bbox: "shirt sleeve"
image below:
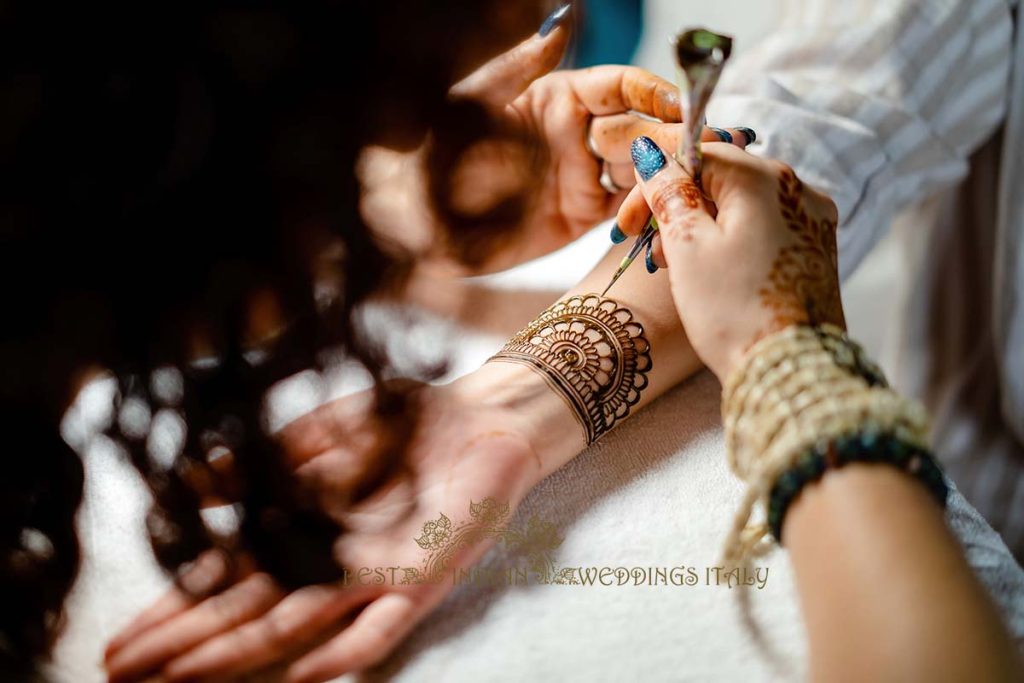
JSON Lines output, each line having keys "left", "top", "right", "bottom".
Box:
{"left": 705, "top": 0, "right": 1015, "bottom": 280}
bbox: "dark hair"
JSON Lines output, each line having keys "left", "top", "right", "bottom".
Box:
{"left": 0, "top": 1, "right": 547, "bottom": 674}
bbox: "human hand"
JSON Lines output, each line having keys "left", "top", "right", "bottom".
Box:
{"left": 491, "top": 71, "right": 750, "bottom": 272}
{"left": 621, "top": 136, "right": 844, "bottom": 380}
{"left": 103, "top": 363, "right": 579, "bottom": 683}
{"left": 361, "top": 5, "right": 750, "bottom": 274}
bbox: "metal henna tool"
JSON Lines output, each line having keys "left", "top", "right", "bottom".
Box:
{"left": 601, "top": 28, "right": 733, "bottom": 297}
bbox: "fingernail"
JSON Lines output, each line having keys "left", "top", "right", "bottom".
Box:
{"left": 610, "top": 223, "right": 627, "bottom": 244}
{"left": 539, "top": 3, "right": 572, "bottom": 37}
{"left": 631, "top": 136, "right": 666, "bottom": 181}
{"left": 736, "top": 127, "right": 757, "bottom": 145}
{"left": 645, "top": 241, "right": 658, "bottom": 274}
{"left": 711, "top": 127, "right": 733, "bottom": 144}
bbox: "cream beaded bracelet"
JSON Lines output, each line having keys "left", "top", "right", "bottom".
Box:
{"left": 719, "top": 324, "right": 945, "bottom": 565}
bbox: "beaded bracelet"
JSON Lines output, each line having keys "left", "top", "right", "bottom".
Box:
{"left": 719, "top": 324, "right": 936, "bottom": 565}
{"left": 767, "top": 428, "right": 950, "bottom": 543}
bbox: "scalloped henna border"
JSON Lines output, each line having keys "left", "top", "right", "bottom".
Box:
{"left": 488, "top": 294, "right": 652, "bottom": 444}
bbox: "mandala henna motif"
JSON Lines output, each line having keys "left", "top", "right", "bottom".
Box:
{"left": 488, "top": 294, "right": 652, "bottom": 444}
{"left": 758, "top": 168, "right": 844, "bottom": 332}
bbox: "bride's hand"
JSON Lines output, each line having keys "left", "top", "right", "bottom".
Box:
{"left": 104, "top": 364, "right": 576, "bottom": 683}
{"left": 361, "top": 8, "right": 750, "bottom": 274}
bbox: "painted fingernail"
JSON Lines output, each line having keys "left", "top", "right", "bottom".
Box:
{"left": 610, "top": 223, "right": 627, "bottom": 244}
{"left": 711, "top": 127, "right": 733, "bottom": 144}
{"left": 631, "top": 136, "right": 666, "bottom": 181}
{"left": 736, "top": 127, "right": 757, "bottom": 145}
{"left": 645, "top": 241, "right": 658, "bottom": 274}
{"left": 539, "top": 3, "right": 572, "bottom": 37}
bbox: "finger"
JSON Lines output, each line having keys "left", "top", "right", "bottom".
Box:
{"left": 565, "top": 66, "right": 684, "bottom": 122}
{"left": 285, "top": 593, "right": 422, "bottom": 683}
{"left": 605, "top": 161, "right": 637, "bottom": 192}
{"left": 277, "top": 391, "right": 375, "bottom": 468}
{"left": 649, "top": 233, "right": 667, "bottom": 270}
{"left": 449, "top": 5, "right": 571, "bottom": 107}
{"left": 106, "top": 573, "right": 284, "bottom": 683}
{"left": 630, "top": 135, "right": 718, "bottom": 257}
{"left": 292, "top": 449, "right": 377, "bottom": 519}
{"left": 707, "top": 127, "right": 758, "bottom": 148}
{"left": 161, "top": 584, "right": 367, "bottom": 682}
{"left": 612, "top": 185, "right": 652, "bottom": 241}
{"left": 589, "top": 115, "right": 750, "bottom": 164}
{"left": 105, "top": 550, "right": 231, "bottom": 662}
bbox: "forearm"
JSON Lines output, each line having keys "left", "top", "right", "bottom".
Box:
{"left": 454, "top": 242, "right": 700, "bottom": 479}
{"left": 785, "top": 464, "right": 1023, "bottom": 681}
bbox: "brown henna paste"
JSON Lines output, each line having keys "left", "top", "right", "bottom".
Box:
{"left": 489, "top": 294, "right": 652, "bottom": 444}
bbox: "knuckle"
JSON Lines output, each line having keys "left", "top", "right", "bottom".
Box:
{"left": 756, "top": 160, "right": 786, "bottom": 185}
{"left": 659, "top": 212, "right": 700, "bottom": 242}
{"left": 820, "top": 195, "right": 839, "bottom": 223}
{"left": 252, "top": 611, "right": 292, "bottom": 652}
{"left": 648, "top": 181, "right": 700, "bottom": 220}
{"left": 765, "top": 158, "right": 792, "bottom": 175}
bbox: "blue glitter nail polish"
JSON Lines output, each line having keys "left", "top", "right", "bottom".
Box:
{"left": 539, "top": 3, "right": 571, "bottom": 37}
{"left": 631, "top": 136, "right": 666, "bottom": 182}
{"left": 712, "top": 128, "right": 733, "bottom": 144}
{"left": 610, "top": 223, "right": 627, "bottom": 244}
{"left": 645, "top": 242, "right": 658, "bottom": 273}
{"left": 736, "top": 127, "right": 757, "bottom": 145}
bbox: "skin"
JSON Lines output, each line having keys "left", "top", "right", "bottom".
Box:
{"left": 618, "top": 141, "right": 844, "bottom": 379}
{"left": 103, "top": 245, "right": 707, "bottom": 683}
{"left": 104, "top": 106, "right": 1024, "bottom": 683}
{"left": 360, "top": 22, "right": 749, "bottom": 276}
{"left": 628, "top": 139, "right": 1024, "bottom": 681}
{"left": 786, "top": 464, "right": 1023, "bottom": 682}
{"left": 102, "top": 26, "right": 1023, "bottom": 681}
{"left": 103, "top": 26, "right": 759, "bottom": 682}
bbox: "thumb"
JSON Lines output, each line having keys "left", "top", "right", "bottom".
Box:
{"left": 449, "top": 3, "right": 572, "bottom": 107}
{"left": 630, "top": 136, "right": 717, "bottom": 263}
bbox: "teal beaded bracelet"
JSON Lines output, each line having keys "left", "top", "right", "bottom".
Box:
{"left": 768, "top": 430, "right": 949, "bottom": 543}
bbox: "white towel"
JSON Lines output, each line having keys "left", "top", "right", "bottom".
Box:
{"left": 50, "top": 225, "right": 1024, "bottom": 682}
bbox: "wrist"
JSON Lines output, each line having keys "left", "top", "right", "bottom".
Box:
{"left": 450, "top": 360, "right": 588, "bottom": 483}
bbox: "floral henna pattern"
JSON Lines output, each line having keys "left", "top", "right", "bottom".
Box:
{"left": 758, "top": 168, "right": 845, "bottom": 335}
{"left": 489, "top": 294, "right": 652, "bottom": 444}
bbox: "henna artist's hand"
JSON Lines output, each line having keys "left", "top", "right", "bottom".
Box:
{"left": 103, "top": 365, "right": 581, "bottom": 683}
{"left": 361, "top": 4, "right": 749, "bottom": 274}
{"left": 621, "top": 137, "right": 844, "bottom": 380}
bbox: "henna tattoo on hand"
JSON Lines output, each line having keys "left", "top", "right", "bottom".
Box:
{"left": 758, "top": 168, "right": 845, "bottom": 335}
{"left": 488, "top": 294, "right": 652, "bottom": 444}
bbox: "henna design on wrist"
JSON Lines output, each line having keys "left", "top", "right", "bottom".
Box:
{"left": 488, "top": 294, "right": 652, "bottom": 444}
{"left": 758, "top": 168, "right": 845, "bottom": 333}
